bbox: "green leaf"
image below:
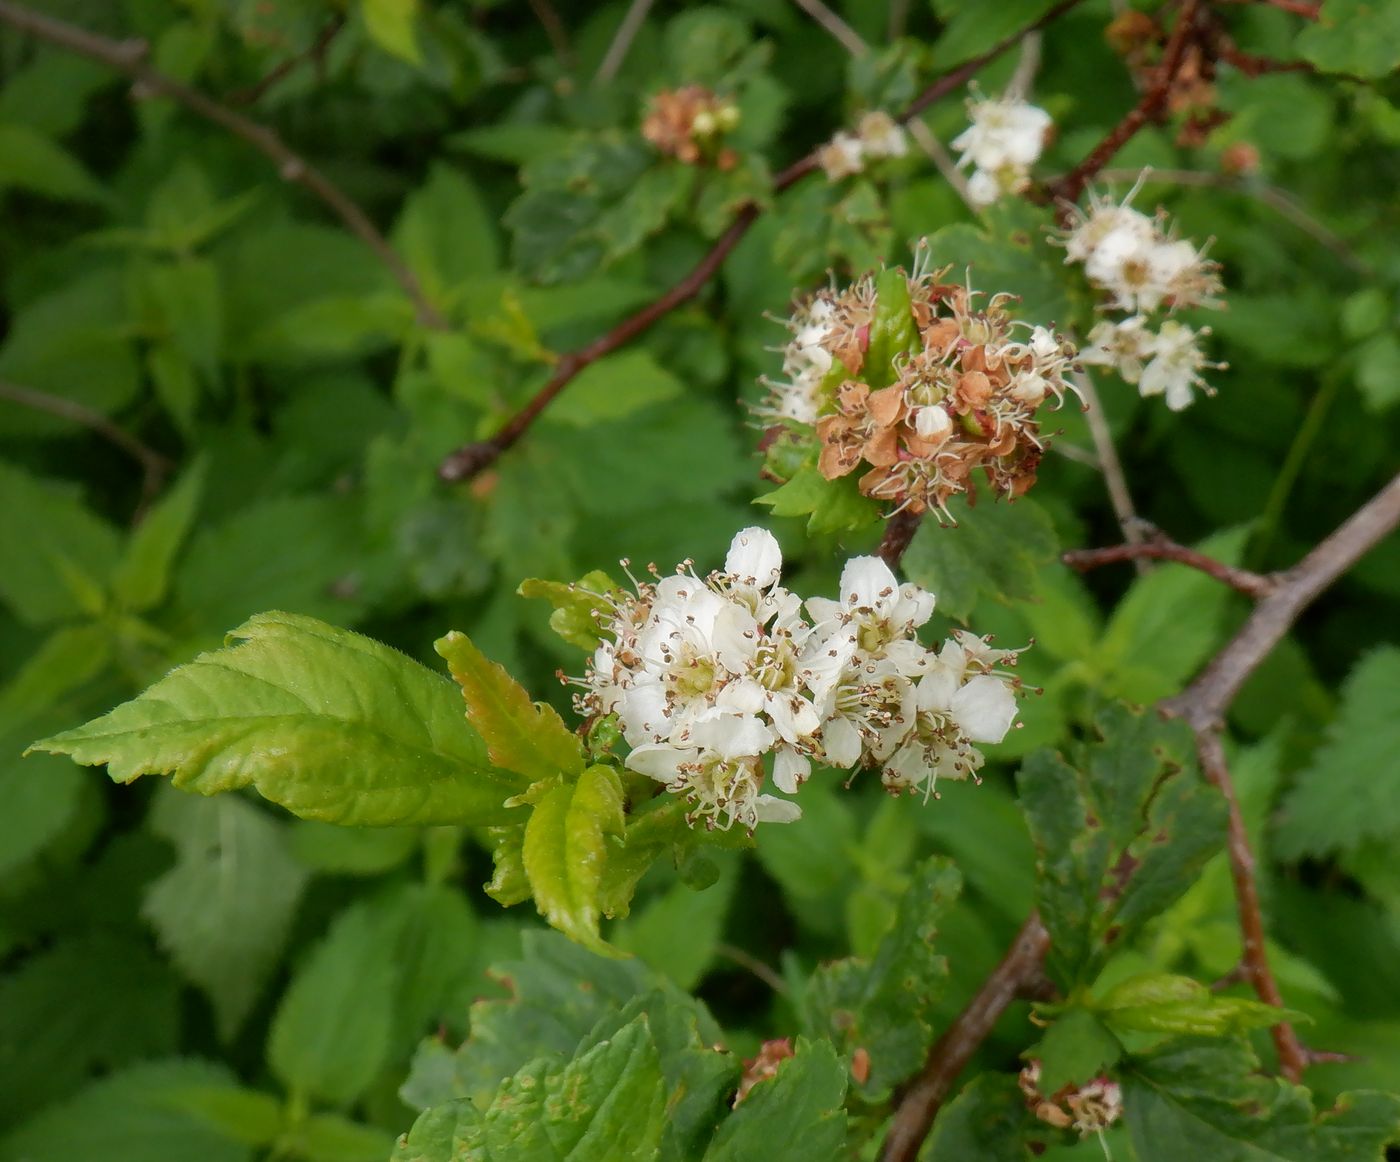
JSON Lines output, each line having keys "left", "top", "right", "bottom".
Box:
{"left": 112, "top": 458, "right": 206, "bottom": 613}
{"left": 0, "top": 122, "right": 105, "bottom": 202}
{"left": 1096, "top": 527, "right": 1250, "bottom": 702}
{"left": 614, "top": 861, "right": 737, "bottom": 990}
{"left": 864, "top": 267, "right": 921, "bottom": 389}
{"left": 1354, "top": 332, "right": 1400, "bottom": 412}
{"left": 434, "top": 629, "right": 585, "bottom": 783}
{"left": 1275, "top": 646, "right": 1400, "bottom": 858}
{"left": 0, "top": 621, "right": 112, "bottom": 736}
{"left": 924, "top": 1073, "right": 1033, "bottom": 1159}
{"left": 460, "top": 1016, "right": 667, "bottom": 1162}
{"left": 519, "top": 570, "right": 620, "bottom": 652}
{"left": 754, "top": 464, "right": 882, "bottom": 534}
{"left": 158, "top": 1084, "right": 284, "bottom": 1146}
{"left": 0, "top": 1060, "right": 251, "bottom": 1162}
{"left": 142, "top": 788, "right": 309, "bottom": 1040}
{"left": 1298, "top": 0, "right": 1400, "bottom": 79}
{"left": 703, "top": 1039, "right": 848, "bottom": 1162}
{"left": 0, "top": 459, "right": 120, "bottom": 624}
{"left": 1097, "top": 973, "right": 1308, "bottom": 1037}
{"left": 545, "top": 349, "right": 684, "bottom": 426}
{"left": 1032, "top": 1008, "right": 1123, "bottom": 1095}
{"left": 1018, "top": 704, "right": 1224, "bottom": 986}
{"left": 393, "top": 164, "right": 499, "bottom": 305}
{"left": 289, "top": 819, "right": 419, "bottom": 875}
{"left": 0, "top": 934, "right": 180, "bottom": 1126}
{"left": 268, "top": 897, "right": 399, "bottom": 1106}
{"left": 521, "top": 764, "right": 626, "bottom": 951}
{"left": 803, "top": 856, "right": 961, "bottom": 1097}
{"left": 1123, "top": 1037, "right": 1400, "bottom": 1161}
{"left": 361, "top": 0, "right": 422, "bottom": 64}
{"left": 931, "top": 0, "right": 1063, "bottom": 66}
{"left": 296, "top": 1114, "right": 396, "bottom": 1162}
{"left": 901, "top": 494, "right": 1059, "bottom": 622}
{"left": 33, "top": 612, "right": 528, "bottom": 827}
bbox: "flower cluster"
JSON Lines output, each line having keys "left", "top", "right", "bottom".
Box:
{"left": 641, "top": 86, "right": 740, "bottom": 169}
{"left": 762, "top": 256, "right": 1079, "bottom": 518}
{"left": 951, "top": 92, "right": 1053, "bottom": 207}
{"left": 1063, "top": 182, "right": 1225, "bottom": 410}
{"left": 817, "top": 111, "right": 909, "bottom": 181}
{"left": 578, "top": 528, "right": 1024, "bottom": 831}
{"left": 1018, "top": 1061, "right": 1124, "bottom": 1139}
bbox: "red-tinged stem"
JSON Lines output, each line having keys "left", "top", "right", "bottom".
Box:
{"left": 1062, "top": 540, "right": 1276, "bottom": 598}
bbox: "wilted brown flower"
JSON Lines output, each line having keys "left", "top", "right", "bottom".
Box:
{"left": 642, "top": 85, "right": 740, "bottom": 169}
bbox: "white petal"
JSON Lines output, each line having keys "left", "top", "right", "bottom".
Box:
{"left": 725, "top": 527, "right": 782, "bottom": 589}
{"left": 822, "top": 715, "right": 864, "bottom": 767}
{"left": 951, "top": 674, "right": 1018, "bottom": 743}
{"left": 716, "top": 676, "right": 765, "bottom": 715}
{"left": 772, "top": 746, "right": 810, "bottom": 794}
{"left": 840, "top": 556, "right": 898, "bottom": 611}
{"left": 689, "top": 710, "right": 774, "bottom": 759}
{"left": 754, "top": 795, "right": 802, "bottom": 824}
{"left": 625, "top": 743, "right": 689, "bottom": 782}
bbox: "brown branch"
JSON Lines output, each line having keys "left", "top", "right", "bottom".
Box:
{"left": 526, "top": 0, "right": 575, "bottom": 72}
{"left": 882, "top": 470, "right": 1400, "bottom": 1157}
{"left": 1193, "top": 732, "right": 1307, "bottom": 1081}
{"left": 878, "top": 508, "right": 925, "bottom": 570}
{"left": 439, "top": 0, "right": 1089, "bottom": 482}
{"left": 226, "top": 13, "right": 345, "bottom": 104}
{"left": 0, "top": 379, "right": 172, "bottom": 508}
{"left": 1062, "top": 540, "right": 1277, "bottom": 599}
{"left": 1050, "top": 0, "right": 1202, "bottom": 208}
{"left": 0, "top": 1, "right": 446, "bottom": 331}
{"left": 880, "top": 914, "right": 1051, "bottom": 1162}
{"left": 1258, "top": 0, "right": 1321, "bottom": 16}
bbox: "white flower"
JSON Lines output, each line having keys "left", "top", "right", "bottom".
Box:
{"left": 857, "top": 110, "right": 908, "bottom": 159}
{"left": 1082, "top": 315, "right": 1156, "bottom": 384}
{"left": 818, "top": 131, "right": 864, "bottom": 180}
{"left": 1139, "top": 320, "right": 1216, "bottom": 410}
{"left": 626, "top": 742, "right": 801, "bottom": 830}
{"left": 806, "top": 556, "right": 934, "bottom": 675}
{"left": 952, "top": 95, "right": 1051, "bottom": 173}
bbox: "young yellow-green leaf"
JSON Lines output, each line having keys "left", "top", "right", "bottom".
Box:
{"left": 522, "top": 764, "right": 626, "bottom": 953}
{"left": 1030, "top": 1007, "right": 1123, "bottom": 1095}
{"left": 112, "top": 457, "right": 206, "bottom": 614}
{"left": 32, "top": 612, "right": 528, "bottom": 827}
{"left": 1097, "top": 973, "right": 1309, "bottom": 1037}
{"left": 518, "top": 570, "right": 620, "bottom": 652}
{"left": 361, "top": 0, "right": 422, "bottom": 65}
{"left": 864, "top": 266, "right": 920, "bottom": 389}
{"left": 434, "top": 629, "right": 585, "bottom": 782}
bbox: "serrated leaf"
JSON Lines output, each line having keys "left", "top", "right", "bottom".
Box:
{"left": 113, "top": 458, "right": 206, "bottom": 613}
{"left": 0, "top": 459, "right": 120, "bottom": 624}
{"left": 1275, "top": 646, "right": 1400, "bottom": 858}
{"left": 461, "top": 1016, "right": 667, "bottom": 1161}
{"left": 519, "top": 570, "right": 620, "bottom": 652}
{"left": 545, "top": 349, "right": 684, "bottom": 426}
{"left": 703, "top": 1039, "right": 848, "bottom": 1161}
{"left": 1123, "top": 1037, "right": 1400, "bottom": 1161}
{"left": 803, "top": 856, "right": 962, "bottom": 1097}
{"left": 1032, "top": 1008, "right": 1123, "bottom": 1095}
{"left": 268, "top": 898, "right": 398, "bottom": 1106}
{"left": 1098, "top": 973, "right": 1309, "bottom": 1037}
{"left": 1018, "top": 703, "right": 1224, "bottom": 986}
{"left": 142, "top": 788, "right": 308, "bottom": 1040}
{"left": 33, "top": 612, "right": 528, "bottom": 827}
{"left": 0, "top": 1060, "right": 250, "bottom": 1162}
{"left": 753, "top": 464, "right": 882, "bottom": 534}
{"left": 522, "top": 764, "right": 626, "bottom": 951}
{"left": 902, "top": 494, "right": 1058, "bottom": 622}
{"left": 1298, "top": 0, "right": 1400, "bottom": 79}
{"left": 435, "top": 629, "right": 584, "bottom": 783}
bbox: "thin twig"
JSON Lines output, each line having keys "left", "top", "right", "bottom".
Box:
{"left": 1193, "top": 732, "right": 1307, "bottom": 1081}
{"left": 594, "top": 0, "right": 655, "bottom": 85}
{"left": 441, "top": 0, "right": 1089, "bottom": 482}
{"left": 226, "top": 13, "right": 345, "bottom": 104}
{"left": 1096, "top": 167, "right": 1367, "bottom": 274}
{"left": 1062, "top": 539, "right": 1277, "bottom": 598}
{"left": 880, "top": 914, "right": 1051, "bottom": 1162}
{"left": 1007, "top": 31, "right": 1043, "bottom": 99}
{"left": 883, "top": 471, "right": 1400, "bottom": 1157}
{"left": 1258, "top": 0, "right": 1320, "bottom": 16}
{"left": 526, "top": 0, "right": 574, "bottom": 72}
{"left": 1050, "top": 0, "right": 1201, "bottom": 209}
{"left": 0, "top": 379, "right": 172, "bottom": 508}
{"left": 792, "top": 0, "right": 866, "bottom": 56}
{"left": 1070, "top": 368, "right": 1146, "bottom": 559}
{"left": 878, "top": 508, "right": 926, "bottom": 570}
{"left": 715, "top": 942, "right": 790, "bottom": 995}
{"left": 0, "top": 0, "right": 446, "bottom": 331}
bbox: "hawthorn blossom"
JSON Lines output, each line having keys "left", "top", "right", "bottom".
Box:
{"left": 952, "top": 92, "right": 1052, "bottom": 207}
{"left": 1084, "top": 316, "right": 1220, "bottom": 409}
{"left": 1018, "top": 1061, "right": 1124, "bottom": 1140}
{"left": 576, "top": 528, "right": 1026, "bottom": 831}
{"left": 817, "top": 111, "right": 909, "bottom": 180}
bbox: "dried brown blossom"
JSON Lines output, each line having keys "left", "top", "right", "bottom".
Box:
{"left": 641, "top": 85, "right": 740, "bottom": 170}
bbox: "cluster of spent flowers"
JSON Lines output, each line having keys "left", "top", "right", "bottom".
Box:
{"left": 1062, "top": 181, "right": 1225, "bottom": 410}
{"left": 1018, "top": 1061, "right": 1124, "bottom": 1140}
{"left": 951, "top": 91, "right": 1053, "bottom": 208}
{"left": 762, "top": 255, "right": 1079, "bottom": 518}
{"left": 641, "top": 85, "right": 741, "bottom": 170}
{"left": 577, "top": 528, "right": 1024, "bottom": 832}
{"left": 817, "top": 111, "right": 909, "bottom": 181}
